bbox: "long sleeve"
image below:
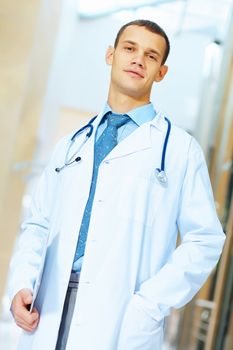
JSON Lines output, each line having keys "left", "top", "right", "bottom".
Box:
{"left": 135, "top": 138, "right": 225, "bottom": 320}
{"left": 117, "top": 137, "right": 225, "bottom": 349}
{"left": 7, "top": 139, "right": 63, "bottom": 303}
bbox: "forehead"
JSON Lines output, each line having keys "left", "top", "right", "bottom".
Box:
{"left": 118, "top": 25, "right": 166, "bottom": 55}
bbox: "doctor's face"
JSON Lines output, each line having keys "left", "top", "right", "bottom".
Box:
{"left": 106, "top": 25, "right": 168, "bottom": 102}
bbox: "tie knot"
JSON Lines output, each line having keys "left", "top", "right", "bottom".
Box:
{"left": 107, "top": 112, "right": 130, "bottom": 129}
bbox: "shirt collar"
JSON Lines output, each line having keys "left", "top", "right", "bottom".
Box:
{"left": 102, "top": 102, "right": 156, "bottom": 126}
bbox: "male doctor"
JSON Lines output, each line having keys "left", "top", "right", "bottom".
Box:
{"left": 9, "top": 20, "right": 225, "bottom": 350}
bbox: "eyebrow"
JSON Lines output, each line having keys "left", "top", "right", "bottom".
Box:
{"left": 121, "top": 40, "right": 162, "bottom": 58}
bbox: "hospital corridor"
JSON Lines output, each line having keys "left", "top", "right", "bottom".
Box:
{"left": 0, "top": 0, "right": 233, "bottom": 349}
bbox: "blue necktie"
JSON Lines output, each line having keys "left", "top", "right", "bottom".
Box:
{"left": 73, "top": 112, "right": 130, "bottom": 262}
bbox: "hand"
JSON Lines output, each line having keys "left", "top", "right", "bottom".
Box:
{"left": 11, "top": 289, "right": 40, "bottom": 332}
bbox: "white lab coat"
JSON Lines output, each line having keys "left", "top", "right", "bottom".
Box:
{"left": 9, "top": 111, "right": 225, "bottom": 350}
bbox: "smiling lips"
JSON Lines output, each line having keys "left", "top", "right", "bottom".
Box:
{"left": 124, "top": 69, "right": 144, "bottom": 79}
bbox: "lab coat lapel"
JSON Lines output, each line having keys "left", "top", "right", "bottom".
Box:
{"left": 104, "top": 113, "right": 165, "bottom": 160}
{"left": 59, "top": 111, "right": 105, "bottom": 224}
{"left": 57, "top": 110, "right": 109, "bottom": 260}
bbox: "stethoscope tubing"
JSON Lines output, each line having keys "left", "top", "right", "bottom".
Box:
{"left": 161, "top": 117, "right": 171, "bottom": 172}
{"left": 55, "top": 115, "right": 171, "bottom": 185}
{"left": 71, "top": 116, "right": 97, "bottom": 142}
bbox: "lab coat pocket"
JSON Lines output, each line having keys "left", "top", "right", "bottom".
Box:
{"left": 117, "top": 297, "right": 164, "bottom": 350}
{"left": 117, "top": 174, "right": 165, "bottom": 227}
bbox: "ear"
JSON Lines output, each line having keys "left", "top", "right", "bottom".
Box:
{"left": 154, "top": 65, "right": 168, "bottom": 82}
{"left": 105, "top": 46, "right": 114, "bottom": 65}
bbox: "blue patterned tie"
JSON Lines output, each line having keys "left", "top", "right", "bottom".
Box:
{"left": 73, "top": 112, "right": 130, "bottom": 262}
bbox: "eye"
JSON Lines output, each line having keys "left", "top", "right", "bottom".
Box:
{"left": 124, "top": 46, "right": 133, "bottom": 52}
{"left": 148, "top": 54, "right": 157, "bottom": 61}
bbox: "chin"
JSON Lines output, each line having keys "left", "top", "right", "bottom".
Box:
{"left": 119, "top": 82, "right": 143, "bottom": 94}
{"left": 120, "top": 84, "right": 149, "bottom": 99}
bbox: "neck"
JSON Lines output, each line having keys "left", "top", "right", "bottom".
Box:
{"left": 107, "top": 88, "right": 150, "bottom": 114}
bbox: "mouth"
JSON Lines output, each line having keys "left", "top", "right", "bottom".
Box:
{"left": 124, "top": 70, "right": 144, "bottom": 79}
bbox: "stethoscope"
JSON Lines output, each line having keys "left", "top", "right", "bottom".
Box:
{"left": 55, "top": 115, "right": 171, "bottom": 185}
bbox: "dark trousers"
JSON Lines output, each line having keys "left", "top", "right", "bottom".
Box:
{"left": 55, "top": 273, "right": 80, "bottom": 350}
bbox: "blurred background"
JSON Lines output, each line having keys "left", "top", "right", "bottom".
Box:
{"left": 0, "top": 0, "right": 233, "bottom": 349}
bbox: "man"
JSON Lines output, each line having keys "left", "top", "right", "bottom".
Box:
{"left": 9, "top": 20, "right": 225, "bottom": 350}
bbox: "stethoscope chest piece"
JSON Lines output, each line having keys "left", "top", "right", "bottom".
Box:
{"left": 155, "top": 168, "right": 168, "bottom": 186}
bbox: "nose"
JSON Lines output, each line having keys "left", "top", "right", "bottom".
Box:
{"left": 131, "top": 52, "right": 145, "bottom": 68}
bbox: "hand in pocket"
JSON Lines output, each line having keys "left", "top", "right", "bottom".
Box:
{"left": 117, "top": 297, "right": 164, "bottom": 350}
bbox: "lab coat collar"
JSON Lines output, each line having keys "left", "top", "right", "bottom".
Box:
{"left": 89, "top": 107, "right": 168, "bottom": 161}
{"left": 150, "top": 110, "right": 169, "bottom": 133}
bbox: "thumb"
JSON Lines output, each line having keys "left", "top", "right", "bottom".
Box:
{"left": 21, "top": 289, "right": 33, "bottom": 305}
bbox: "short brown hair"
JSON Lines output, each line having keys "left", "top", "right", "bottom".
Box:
{"left": 114, "top": 19, "right": 170, "bottom": 65}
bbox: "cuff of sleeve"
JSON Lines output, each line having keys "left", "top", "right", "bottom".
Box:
{"left": 8, "top": 279, "right": 34, "bottom": 306}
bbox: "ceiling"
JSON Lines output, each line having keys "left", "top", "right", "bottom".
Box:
{"left": 77, "top": 0, "right": 233, "bottom": 40}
